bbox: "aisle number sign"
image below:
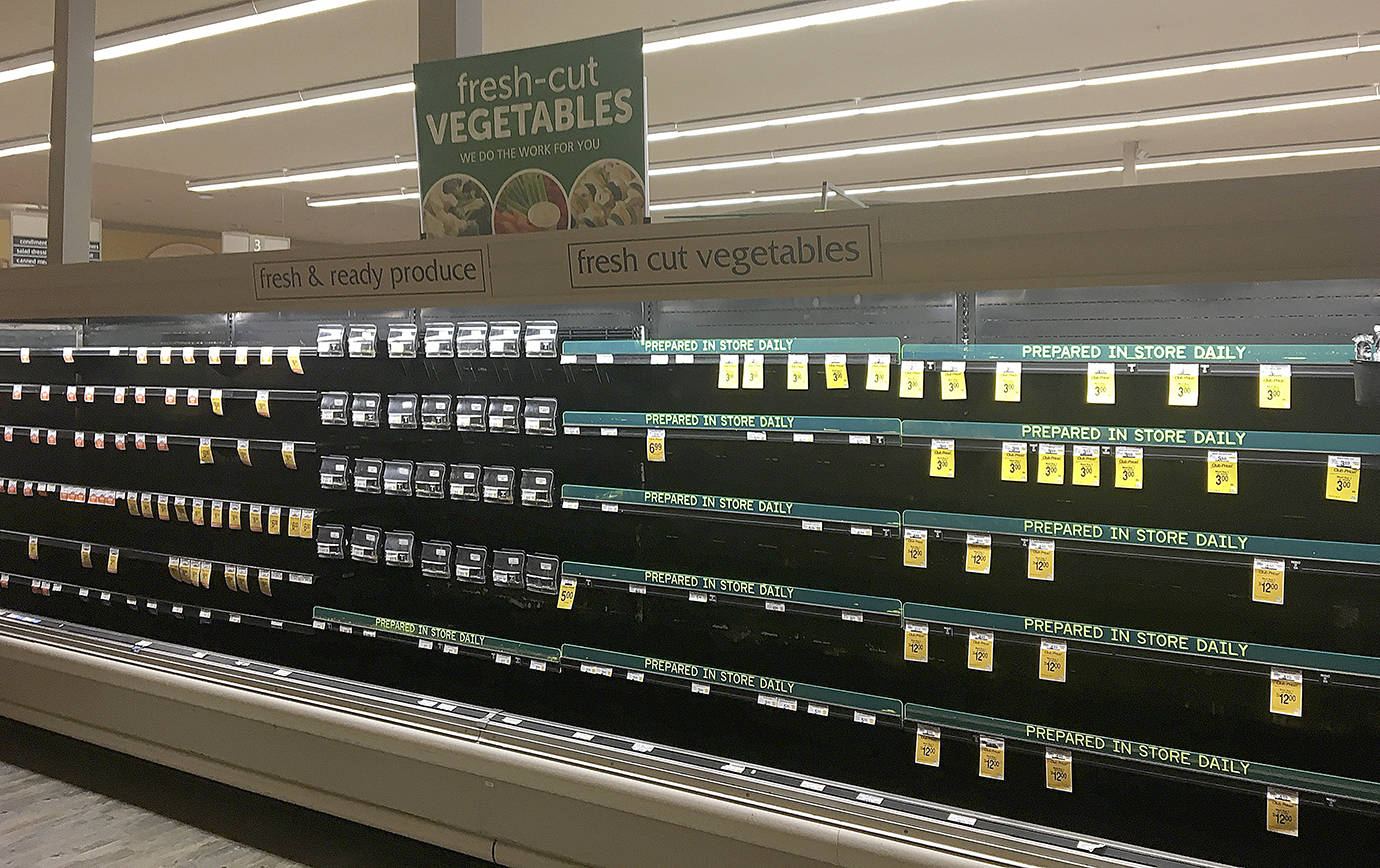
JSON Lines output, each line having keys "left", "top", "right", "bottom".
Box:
{"left": 1270, "top": 667, "right": 1302, "bottom": 717}
{"left": 968, "top": 629, "right": 994, "bottom": 671}
{"left": 1259, "top": 364, "right": 1291, "bottom": 409}
{"left": 1072, "top": 445, "right": 1099, "bottom": 487}
{"left": 903, "top": 621, "right": 929, "bottom": 662}
{"left": 978, "top": 736, "right": 1005, "bottom": 780}
{"left": 1045, "top": 749, "right": 1073, "bottom": 792}
{"left": 940, "top": 361, "right": 966, "bottom": 400}
{"left": 1001, "top": 442, "right": 1027, "bottom": 482}
{"left": 1027, "top": 539, "right": 1054, "bottom": 581}
{"left": 995, "top": 361, "right": 1021, "bottom": 402}
{"left": 825, "top": 353, "right": 848, "bottom": 389}
{"left": 914, "top": 726, "right": 941, "bottom": 767}
{"left": 930, "top": 439, "right": 955, "bottom": 478}
{"left": 1168, "top": 363, "right": 1200, "bottom": 406}
{"left": 1086, "top": 363, "right": 1115, "bottom": 404}
{"left": 965, "top": 534, "right": 991, "bottom": 574}
{"left": 787, "top": 354, "right": 808, "bottom": 390}
{"left": 866, "top": 353, "right": 890, "bottom": 391}
{"left": 1266, "top": 787, "right": 1299, "bottom": 837}
{"left": 1207, "top": 450, "right": 1238, "bottom": 494}
{"left": 718, "top": 354, "right": 739, "bottom": 389}
{"left": 1252, "top": 557, "right": 1285, "bottom": 605}
{"left": 1039, "top": 640, "right": 1067, "bottom": 682}
{"left": 903, "top": 528, "right": 928, "bottom": 568}
{"left": 899, "top": 360, "right": 924, "bottom": 398}
{"left": 1037, "top": 443, "right": 1065, "bottom": 485}
{"left": 1115, "top": 446, "right": 1143, "bottom": 489}
{"left": 646, "top": 429, "right": 666, "bottom": 462}
{"left": 742, "top": 354, "right": 764, "bottom": 389}
{"left": 1325, "top": 455, "right": 1359, "bottom": 503}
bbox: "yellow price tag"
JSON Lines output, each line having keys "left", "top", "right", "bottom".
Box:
{"left": 646, "top": 429, "right": 666, "bottom": 462}
{"left": 191, "top": 500, "right": 205, "bottom": 525}
{"left": 1039, "top": 640, "right": 1067, "bottom": 682}
{"left": 107, "top": 547, "right": 119, "bottom": 573}
{"left": 825, "top": 353, "right": 849, "bottom": 389}
{"left": 258, "top": 568, "right": 273, "bottom": 596}
{"left": 300, "top": 509, "right": 314, "bottom": 538}
{"left": 1207, "top": 450, "right": 1238, "bottom": 495}
{"left": 235, "top": 346, "right": 249, "bottom": 365}
{"left": 1115, "top": 446, "right": 1143, "bottom": 489}
{"left": 898, "top": 360, "right": 923, "bottom": 398}
{"left": 1258, "top": 364, "right": 1291, "bottom": 409}
{"left": 742, "top": 354, "right": 764, "bottom": 389}
{"left": 939, "top": 361, "right": 966, "bottom": 400}
{"left": 1027, "top": 539, "right": 1055, "bottom": 581}
{"left": 1266, "top": 787, "right": 1299, "bottom": 837}
{"left": 717, "top": 354, "right": 739, "bottom": 389}
{"left": 208, "top": 346, "right": 222, "bottom": 365}
{"left": 903, "top": 621, "right": 929, "bottom": 662}
{"left": 1045, "top": 749, "right": 1072, "bottom": 792}
{"left": 157, "top": 496, "right": 171, "bottom": 521}
{"left": 786, "top": 353, "right": 809, "bottom": 390}
{"left": 288, "top": 346, "right": 304, "bottom": 374}
{"left": 237, "top": 439, "right": 252, "bottom": 466}
{"left": 1168, "top": 363, "right": 1199, "bottom": 406}
{"left": 965, "top": 533, "right": 992, "bottom": 574}
{"left": 267, "top": 507, "right": 282, "bottom": 535}
{"left": 159, "top": 346, "right": 173, "bottom": 365}
{"left": 259, "top": 345, "right": 274, "bottom": 366}
{"left": 174, "top": 497, "right": 189, "bottom": 523}
{"left": 1037, "top": 443, "right": 1065, "bottom": 485}
{"left": 1072, "top": 444, "right": 1100, "bottom": 487}
{"left": 865, "top": 353, "right": 890, "bottom": 391}
{"left": 1252, "top": 557, "right": 1285, "bottom": 605}
{"left": 1000, "top": 442, "right": 1027, "bottom": 483}
{"left": 557, "top": 577, "right": 578, "bottom": 610}
{"left": 978, "top": 736, "right": 1004, "bottom": 780}
{"left": 140, "top": 494, "right": 154, "bottom": 519}
{"left": 198, "top": 437, "right": 213, "bottom": 464}
{"left": 249, "top": 505, "right": 263, "bottom": 532}
{"left": 967, "top": 629, "right": 994, "bottom": 671}
{"left": 80, "top": 543, "right": 91, "bottom": 568}
{"left": 902, "top": 528, "right": 928, "bottom": 568}
{"left": 210, "top": 501, "right": 223, "bottom": 528}
{"left": 914, "top": 726, "right": 941, "bottom": 767}
{"left": 228, "top": 502, "right": 242, "bottom": 530}
{"left": 930, "top": 438, "right": 955, "bottom": 478}
{"left": 210, "top": 388, "right": 224, "bottom": 416}
{"left": 1326, "top": 455, "right": 1360, "bottom": 503}
{"left": 255, "top": 390, "right": 271, "bottom": 417}
{"left": 27, "top": 535, "right": 38, "bottom": 560}
{"left": 287, "top": 508, "right": 302, "bottom": 538}
{"left": 1086, "top": 363, "right": 1115, "bottom": 404}
{"left": 1270, "top": 668, "right": 1302, "bottom": 717}
{"left": 281, "top": 441, "right": 297, "bottom": 470}
{"left": 994, "top": 361, "right": 1021, "bottom": 402}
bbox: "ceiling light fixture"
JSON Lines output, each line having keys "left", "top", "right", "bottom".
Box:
{"left": 649, "top": 86, "right": 1380, "bottom": 177}
{"left": 187, "top": 156, "right": 418, "bottom": 192}
{"left": 648, "top": 32, "right": 1380, "bottom": 143}
{"left": 306, "top": 189, "right": 419, "bottom": 208}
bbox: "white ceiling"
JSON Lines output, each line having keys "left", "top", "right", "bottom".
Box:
{"left": 1, "top": 0, "right": 1378, "bottom": 244}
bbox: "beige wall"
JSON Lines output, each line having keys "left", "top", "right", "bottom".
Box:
{"left": 1, "top": 218, "right": 219, "bottom": 267}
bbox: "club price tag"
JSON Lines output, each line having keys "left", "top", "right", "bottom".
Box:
{"left": 235, "top": 346, "right": 249, "bottom": 365}
{"left": 1270, "top": 668, "right": 1302, "bottom": 717}
{"left": 1037, "top": 443, "right": 1065, "bottom": 485}
{"left": 209, "top": 346, "right": 222, "bottom": 365}
{"left": 80, "top": 542, "right": 92, "bottom": 568}
{"left": 1086, "top": 363, "right": 1115, "bottom": 404}
{"left": 786, "top": 353, "right": 809, "bottom": 390}
{"left": 1115, "top": 446, "right": 1143, "bottom": 489}
{"left": 1168, "top": 363, "right": 1199, "bottom": 406}
{"left": 113, "top": 386, "right": 125, "bottom": 404}
{"left": 267, "top": 507, "right": 282, "bottom": 535}
{"left": 134, "top": 386, "right": 146, "bottom": 404}
{"left": 903, "top": 621, "right": 929, "bottom": 662}
{"left": 1039, "top": 640, "right": 1067, "bottom": 682}
{"left": 717, "top": 354, "right": 739, "bottom": 389}
{"left": 164, "top": 387, "right": 178, "bottom": 406}
{"left": 1266, "top": 787, "right": 1299, "bottom": 837}
{"left": 259, "top": 346, "right": 274, "bottom": 366}
{"left": 287, "top": 509, "right": 302, "bottom": 538}
{"left": 159, "top": 346, "right": 172, "bottom": 365}
{"left": 300, "top": 509, "right": 314, "bottom": 538}
{"left": 191, "top": 500, "right": 205, "bottom": 525}
{"left": 287, "top": 346, "right": 304, "bottom": 374}
{"left": 107, "top": 547, "right": 119, "bottom": 573}
{"left": 198, "top": 437, "right": 213, "bottom": 464}
{"left": 1027, "top": 539, "right": 1054, "bottom": 581}
{"left": 249, "top": 505, "right": 263, "bottom": 532}
{"left": 1072, "top": 444, "right": 1100, "bottom": 487}
{"left": 978, "top": 736, "right": 1004, "bottom": 780}
{"left": 157, "top": 496, "right": 170, "bottom": 521}
{"left": 825, "top": 353, "right": 848, "bottom": 389}
{"left": 210, "top": 389, "right": 223, "bottom": 415}
{"left": 19, "top": 347, "right": 30, "bottom": 363}
{"left": 237, "top": 439, "right": 252, "bottom": 466}
{"left": 1252, "top": 557, "right": 1285, "bottom": 605}
{"left": 136, "top": 347, "right": 148, "bottom": 364}
{"left": 742, "top": 354, "right": 764, "bottom": 389}
{"left": 1207, "top": 450, "right": 1238, "bottom": 494}
{"left": 557, "top": 577, "right": 578, "bottom": 610}
{"left": 929, "top": 439, "right": 955, "bottom": 478}
{"left": 898, "top": 360, "right": 923, "bottom": 398}
{"left": 994, "top": 361, "right": 1021, "bottom": 402}
{"left": 1000, "top": 442, "right": 1027, "bottom": 482}
{"left": 228, "top": 503, "right": 242, "bottom": 530}
{"left": 10, "top": 384, "right": 19, "bottom": 400}
{"left": 939, "top": 361, "right": 966, "bottom": 400}
{"left": 255, "top": 390, "right": 271, "bottom": 417}
{"left": 914, "top": 726, "right": 941, "bottom": 767}
{"left": 281, "top": 442, "right": 297, "bottom": 469}
{"left": 646, "top": 429, "right": 666, "bottom": 462}
{"left": 903, "top": 528, "right": 928, "bottom": 568}
{"left": 967, "top": 629, "right": 994, "bottom": 671}
{"left": 965, "top": 533, "right": 991, "bottom": 574}
{"left": 1045, "top": 749, "right": 1072, "bottom": 792}
{"left": 866, "top": 354, "right": 889, "bottom": 391}
{"left": 186, "top": 388, "right": 199, "bottom": 406}
{"left": 27, "top": 535, "right": 38, "bottom": 559}
{"left": 210, "top": 501, "right": 223, "bottom": 527}
{"left": 1259, "top": 364, "right": 1291, "bottom": 409}
{"left": 40, "top": 384, "right": 50, "bottom": 401}
{"left": 1325, "top": 455, "right": 1360, "bottom": 503}
{"left": 181, "top": 346, "right": 195, "bottom": 364}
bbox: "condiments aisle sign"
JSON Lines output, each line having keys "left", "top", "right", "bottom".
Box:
{"left": 413, "top": 29, "right": 646, "bottom": 238}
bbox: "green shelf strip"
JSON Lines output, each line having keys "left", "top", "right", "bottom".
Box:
{"left": 565, "top": 412, "right": 900, "bottom": 436}
{"left": 901, "top": 601, "right": 1380, "bottom": 677}
{"left": 565, "top": 561, "right": 902, "bottom": 616}
{"left": 901, "top": 343, "right": 1353, "bottom": 364}
{"left": 901, "top": 420, "right": 1380, "bottom": 454}
{"left": 563, "top": 485, "right": 901, "bottom": 528}
{"left": 562, "top": 644, "right": 904, "bottom": 717}
{"left": 562, "top": 337, "right": 901, "bottom": 357}
{"left": 902, "top": 508, "right": 1380, "bottom": 565}
{"left": 902, "top": 702, "right": 1380, "bottom": 803}
{"left": 313, "top": 607, "right": 561, "bottom": 662}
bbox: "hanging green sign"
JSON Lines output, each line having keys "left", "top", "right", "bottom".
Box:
{"left": 414, "top": 29, "right": 646, "bottom": 237}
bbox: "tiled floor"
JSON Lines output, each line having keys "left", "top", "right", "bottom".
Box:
{"left": 0, "top": 717, "right": 486, "bottom": 867}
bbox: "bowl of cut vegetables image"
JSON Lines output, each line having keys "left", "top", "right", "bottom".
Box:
{"left": 493, "top": 169, "right": 569, "bottom": 233}
{"left": 422, "top": 174, "right": 493, "bottom": 237}
{"left": 570, "top": 159, "right": 645, "bottom": 228}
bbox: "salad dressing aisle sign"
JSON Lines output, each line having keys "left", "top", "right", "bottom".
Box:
{"left": 414, "top": 29, "right": 646, "bottom": 238}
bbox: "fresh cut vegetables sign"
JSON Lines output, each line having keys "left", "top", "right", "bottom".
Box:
{"left": 414, "top": 29, "right": 646, "bottom": 238}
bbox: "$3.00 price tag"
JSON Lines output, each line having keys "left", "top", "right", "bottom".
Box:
{"left": 903, "top": 621, "right": 929, "bottom": 662}
{"left": 742, "top": 354, "right": 764, "bottom": 389}
{"left": 914, "top": 726, "right": 941, "bottom": 767}
{"left": 903, "top": 528, "right": 928, "bottom": 568}
{"left": 646, "top": 429, "right": 666, "bottom": 462}
{"left": 825, "top": 353, "right": 849, "bottom": 389}
{"left": 717, "top": 354, "right": 739, "bottom": 389}
{"left": 786, "top": 353, "right": 808, "bottom": 390}
{"left": 1207, "top": 450, "right": 1238, "bottom": 495}
{"left": 556, "top": 577, "right": 578, "bottom": 610}
{"left": 1270, "top": 667, "right": 1302, "bottom": 718}
{"left": 978, "top": 736, "right": 1004, "bottom": 780}
{"left": 865, "top": 354, "right": 890, "bottom": 391}
{"left": 994, "top": 361, "right": 1021, "bottom": 402}
{"left": 1001, "top": 442, "right": 1027, "bottom": 483}
{"left": 965, "top": 533, "right": 991, "bottom": 574}
{"left": 1115, "top": 446, "right": 1143, "bottom": 489}
{"left": 930, "top": 438, "right": 955, "bottom": 478}
{"left": 1168, "top": 363, "right": 1199, "bottom": 406}
{"left": 1039, "top": 640, "right": 1067, "bottom": 683}
{"left": 939, "top": 361, "right": 966, "bottom": 400}
{"left": 1072, "top": 444, "right": 1100, "bottom": 486}
{"left": 967, "top": 629, "right": 994, "bottom": 671}
{"left": 1252, "top": 557, "right": 1285, "bottom": 605}
{"left": 1325, "top": 455, "right": 1359, "bottom": 503}
{"left": 1027, "top": 539, "right": 1054, "bottom": 581}
{"left": 1266, "top": 787, "right": 1299, "bottom": 837}
{"left": 1086, "top": 363, "right": 1115, "bottom": 404}
{"left": 1258, "top": 364, "right": 1291, "bottom": 409}
{"left": 1037, "top": 443, "right": 1065, "bottom": 485}
{"left": 1045, "top": 749, "right": 1073, "bottom": 792}
{"left": 898, "top": 360, "right": 923, "bottom": 398}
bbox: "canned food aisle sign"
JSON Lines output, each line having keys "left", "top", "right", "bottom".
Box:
{"left": 413, "top": 29, "right": 646, "bottom": 238}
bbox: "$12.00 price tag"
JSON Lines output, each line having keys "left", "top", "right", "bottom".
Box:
{"left": 978, "top": 736, "right": 1004, "bottom": 780}
{"left": 967, "top": 629, "right": 994, "bottom": 671}
{"left": 903, "top": 621, "right": 928, "bottom": 662}
{"left": 1027, "top": 539, "right": 1054, "bottom": 581}
{"left": 914, "top": 726, "right": 941, "bottom": 767}
{"left": 1252, "top": 557, "right": 1285, "bottom": 605}
{"left": 1039, "top": 640, "right": 1067, "bottom": 683}
{"left": 1270, "top": 667, "right": 1302, "bottom": 718}
{"left": 965, "top": 534, "right": 991, "bottom": 574}
{"left": 902, "top": 528, "right": 928, "bottom": 568}
{"left": 1045, "top": 749, "right": 1072, "bottom": 792}
{"left": 1266, "top": 787, "right": 1299, "bottom": 837}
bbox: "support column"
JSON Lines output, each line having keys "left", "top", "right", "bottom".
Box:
{"left": 418, "top": 0, "right": 482, "bottom": 63}
{"left": 48, "top": 0, "right": 96, "bottom": 265}
{"left": 1122, "top": 140, "right": 1139, "bottom": 186}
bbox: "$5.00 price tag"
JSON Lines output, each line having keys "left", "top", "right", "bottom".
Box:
{"left": 914, "top": 726, "right": 941, "bottom": 767}
{"left": 1270, "top": 667, "right": 1302, "bottom": 718}
{"left": 967, "top": 629, "right": 994, "bottom": 671}
{"left": 1252, "top": 557, "right": 1285, "bottom": 605}
{"left": 903, "top": 621, "right": 929, "bottom": 662}
{"left": 556, "top": 578, "right": 578, "bottom": 610}
{"left": 1325, "top": 455, "right": 1359, "bottom": 503}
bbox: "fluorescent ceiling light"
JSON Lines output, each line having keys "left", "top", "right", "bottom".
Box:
{"left": 643, "top": 0, "right": 971, "bottom": 54}
{"left": 188, "top": 157, "right": 417, "bottom": 192}
{"left": 0, "top": 1, "right": 373, "bottom": 85}
{"left": 307, "top": 189, "right": 419, "bottom": 208}
{"left": 1141, "top": 140, "right": 1380, "bottom": 170}
{"left": 650, "top": 86, "right": 1380, "bottom": 177}
{"left": 648, "top": 32, "right": 1380, "bottom": 143}
{"left": 0, "top": 139, "right": 50, "bottom": 159}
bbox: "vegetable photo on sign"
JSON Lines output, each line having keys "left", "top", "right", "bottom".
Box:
{"left": 570, "top": 158, "right": 645, "bottom": 228}
{"left": 494, "top": 169, "right": 569, "bottom": 233}
{"left": 422, "top": 173, "right": 492, "bottom": 237}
